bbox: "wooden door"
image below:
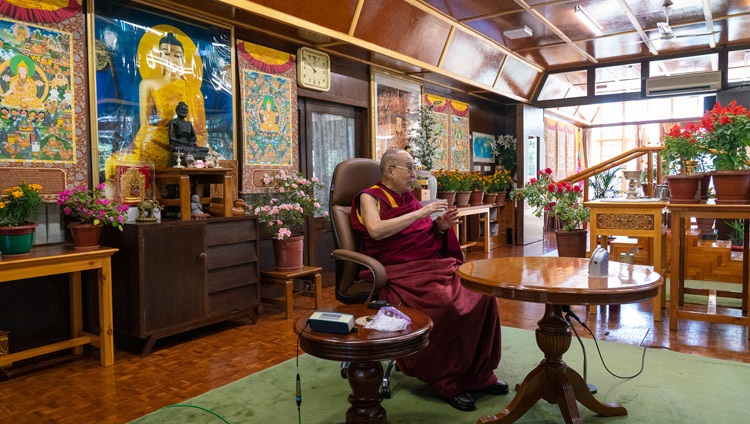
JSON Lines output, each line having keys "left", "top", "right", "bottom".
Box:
{"left": 298, "top": 99, "right": 367, "bottom": 272}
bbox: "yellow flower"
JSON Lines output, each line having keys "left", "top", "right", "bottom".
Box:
{"left": 12, "top": 190, "right": 23, "bottom": 198}
{"left": 0, "top": 202, "right": 4, "bottom": 209}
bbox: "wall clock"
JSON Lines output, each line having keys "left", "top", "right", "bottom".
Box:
{"left": 297, "top": 47, "right": 331, "bottom": 92}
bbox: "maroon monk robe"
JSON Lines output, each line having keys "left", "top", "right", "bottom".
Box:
{"left": 351, "top": 182, "right": 502, "bottom": 399}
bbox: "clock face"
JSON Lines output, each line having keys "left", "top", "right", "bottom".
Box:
{"left": 298, "top": 47, "right": 331, "bottom": 91}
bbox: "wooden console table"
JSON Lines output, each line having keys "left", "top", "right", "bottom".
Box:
{"left": 155, "top": 167, "right": 234, "bottom": 221}
{"left": 0, "top": 244, "right": 118, "bottom": 367}
{"left": 586, "top": 199, "right": 668, "bottom": 321}
{"left": 668, "top": 203, "right": 750, "bottom": 337}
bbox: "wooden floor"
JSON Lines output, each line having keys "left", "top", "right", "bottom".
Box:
{"left": 1, "top": 233, "right": 749, "bottom": 423}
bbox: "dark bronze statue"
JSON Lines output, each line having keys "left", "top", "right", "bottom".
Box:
{"left": 169, "top": 101, "right": 208, "bottom": 166}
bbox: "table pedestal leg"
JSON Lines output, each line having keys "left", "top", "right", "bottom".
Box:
{"left": 346, "top": 361, "right": 386, "bottom": 424}
{"left": 479, "top": 305, "right": 627, "bottom": 424}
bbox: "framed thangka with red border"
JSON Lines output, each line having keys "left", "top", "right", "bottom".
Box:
{"left": 92, "top": 0, "right": 234, "bottom": 189}
{"left": 0, "top": 7, "right": 86, "bottom": 199}
{"left": 236, "top": 40, "right": 297, "bottom": 193}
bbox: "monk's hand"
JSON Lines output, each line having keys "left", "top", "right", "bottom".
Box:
{"left": 422, "top": 199, "right": 449, "bottom": 217}
{"left": 435, "top": 208, "right": 460, "bottom": 232}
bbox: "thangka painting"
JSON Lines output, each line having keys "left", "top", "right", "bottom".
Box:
{"left": 93, "top": 0, "right": 233, "bottom": 187}
{"left": 425, "top": 94, "right": 470, "bottom": 170}
{"left": 371, "top": 69, "right": 421, "bottom": 161}
{"left": 236, "top": 41, "right": 297, "bottom": 193}
{"left": 0, "top": 5, "right": 86, "bottom": 197}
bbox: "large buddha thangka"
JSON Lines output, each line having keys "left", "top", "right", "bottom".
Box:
{"left": 168, "top": 101, "right": 208, "bottom": 166}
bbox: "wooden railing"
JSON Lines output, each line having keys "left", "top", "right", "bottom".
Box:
{"left": 560, "top": 146, "right": 664, "bottom": 201}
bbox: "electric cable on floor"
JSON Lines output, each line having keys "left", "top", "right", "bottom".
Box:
{"left": 158, "top": 404, "right": 231, "bottom": 423}
{"left": 564, "top": 306, "right": 672, "bottom": 381}
{"left": 296, "top": 322, "right": 309, "bottom": 424}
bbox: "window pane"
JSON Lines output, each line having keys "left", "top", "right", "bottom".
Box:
{"left": 311, "top": 112, "right": 355, "bottom": 217}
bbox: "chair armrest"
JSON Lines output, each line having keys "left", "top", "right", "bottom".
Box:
{"left": 330, "top": 249, "right": 388, "bottom": 291}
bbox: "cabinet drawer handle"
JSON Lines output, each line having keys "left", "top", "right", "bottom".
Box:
{"left": 198, "top": 252, "right": 207, "bottom": 260}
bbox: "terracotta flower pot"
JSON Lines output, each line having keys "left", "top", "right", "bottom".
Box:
{"left": 69, "top": 223, "right": 103, "bottom": 252}
{"left": 710, "top": 170, "right": 750, "bottom": 205}
{"left": 555, "top": 229, "right": 587, "bottom": 258}
{"left": 273, "top": 235, "right": 304, "bottom": 271}
{"left": 436, "top": 191, "right": 456, "bottom": 207}
{"left": 483, "top": 193, "right": 498, "bottom": 205}
{"left": 455, "top": 191, "right": 471, "bottom": 207}
{"left": 469, "top": 190, "right": 485, "bottom": 206}
{"left": 666, "top": 174, "right": 701, "bottom": 204}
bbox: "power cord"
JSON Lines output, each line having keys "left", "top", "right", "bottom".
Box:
{"left": 296, "top": 322, "right": 309, "bottom": 424}
{"left": 562, "top": 305, "right": 671, "bottom": 381}
{"left": 158, "top": 404, "right": 231, "bottom": 423}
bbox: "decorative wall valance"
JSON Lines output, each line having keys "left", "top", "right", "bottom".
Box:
{"left": 0, "top": 0, "right": 81, "bottom": 23}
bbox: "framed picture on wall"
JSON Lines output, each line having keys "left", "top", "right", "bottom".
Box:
{"left": 370, "top": 69, "right": 421, "bottom": 161}
{"left": 92, "top": 0, "right": 234, "bottom": 187}
{"left": 472, "top": 132, "right": 495, "bottom": 163}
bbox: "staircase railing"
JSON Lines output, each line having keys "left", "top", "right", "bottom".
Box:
{"left": 560, "top": 146, "right": 664, "bottom": 201}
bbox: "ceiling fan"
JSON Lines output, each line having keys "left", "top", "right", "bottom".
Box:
{"left": 652, "top": 0, "right": 718, "bottom": 41}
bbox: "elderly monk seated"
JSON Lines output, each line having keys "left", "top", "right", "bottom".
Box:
{"left": 350, "top": 148, "right": 507, "bottom": 411}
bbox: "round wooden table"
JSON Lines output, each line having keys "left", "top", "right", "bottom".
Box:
{"left": 457, "top": 257, "right": 662, "bottom": 424}
{"left": 294, "top": 304, "right": 432, "bottom": 424}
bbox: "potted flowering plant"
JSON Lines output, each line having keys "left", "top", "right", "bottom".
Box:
{"left": 252, "top": 170, "right": 327, "bottom": 271}
{"left": 57, "top": 183, "right": 129, "bottom": 251}
{"left": 0, "top": 182, "right": 43, "bottom": 257}
{"left": 511, "top": 168, "right": 589, "bottom": 257}
{"left": 662, "top": 122, "right": 705, "bottom": 203}
{"left": 699, "top": 100, "right": 750, "bottom": 204}
{"left": 662, "top": 123, "right": 704, "bottom": 174}
{"left": 484, "top": 169, "right": 513, "bottom": 205}
{"left": 700, "top": 100, "right": 750, "bottom": 171}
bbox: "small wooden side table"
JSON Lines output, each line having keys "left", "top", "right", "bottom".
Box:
{"left": 260, "top": 266, "right": 322, "bottom": 319}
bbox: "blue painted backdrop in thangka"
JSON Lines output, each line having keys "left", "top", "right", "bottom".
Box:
{"left": 0, "top": 17, "right": 75, "bottom": 162}
{"left": 94, "top": 0, "right": 232, "bottom": 182}
{"left": 242, "top": 69, "right": 292, "bottom": 166}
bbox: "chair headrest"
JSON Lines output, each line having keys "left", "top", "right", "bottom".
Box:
{"left": 330, "top": 158, "right": 382, "bottom": 207}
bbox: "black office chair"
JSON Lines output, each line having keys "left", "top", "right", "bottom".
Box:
{"left": 328, "top": 158, "right": 395, "bottom": 397}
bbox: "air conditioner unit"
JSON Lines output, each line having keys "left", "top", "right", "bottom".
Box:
{"left": 645, "top": 71, "right": 721, "bottom": 97}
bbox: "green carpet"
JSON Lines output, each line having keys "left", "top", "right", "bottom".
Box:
{"left": 664, "top": 278, "right": 742, "bottom": 308}
{"left": 131, "top": 327, "right": 750, "bottom": 424}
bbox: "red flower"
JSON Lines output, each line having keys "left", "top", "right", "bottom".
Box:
{"left": 544, "top": 167, "right": 553, "bottom": 175}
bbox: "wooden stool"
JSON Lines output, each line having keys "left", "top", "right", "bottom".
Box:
{"left": 260, "top": 266, "right": 323, "bottom": 319}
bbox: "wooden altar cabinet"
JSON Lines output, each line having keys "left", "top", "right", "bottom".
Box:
{"left": 585, "top": 199, "right": 668, "bottom": 321}
{"left": 668, "top": 203, "right": 750, "bottom": 337}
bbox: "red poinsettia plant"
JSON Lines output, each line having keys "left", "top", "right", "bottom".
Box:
{"left": 511, "top": 167, "right": 589, "bottom": 232}
{"left": 699, "top": 100, "right": 750, "bottom": 171}
{"left": 662, "top": 122, "right": 704, "bottom": 174}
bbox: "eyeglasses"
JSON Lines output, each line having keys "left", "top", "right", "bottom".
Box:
{"left": 391, "top": 164, "right": 416, "bottom": 173}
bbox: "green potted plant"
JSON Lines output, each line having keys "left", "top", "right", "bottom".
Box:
{"left": 0, "top": 182, "right": 43, "bottom": 258}
{"left": 484, "top": 169, "right": 512, "bottom": 204}
{"left": 511, "top": 168, "right": 590, "bottom": 257}
{"left": 57, "top": 183, "right": 129, "bottom": 251}
{"left": 409, "top": 104, "right": 441, "bottom": 199}
{"left": 699, "top": 100, "right": 750, "bottom": 204}
{"left": 589, "top": 166, "right": 622, "bottom": 200}
{"left": 491, "top": 134, "right": 517, "bottom": 179}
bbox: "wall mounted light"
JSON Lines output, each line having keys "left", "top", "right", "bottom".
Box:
{"left": 503, "top": 25, "right": 533, "bottom": 40}
{"left": 575, "top": 5, "right": 603, "bottom": 36}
